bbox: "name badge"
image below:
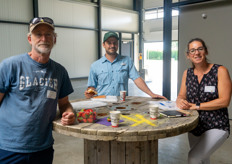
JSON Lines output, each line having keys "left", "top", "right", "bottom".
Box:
{"left": 204, "top": 86, "right": 215, "bottom": 93}
{"left": 47, "top": 90, "right": 57, "bottom": 99}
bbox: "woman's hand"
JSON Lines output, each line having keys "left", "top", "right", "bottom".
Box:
{"left": 176, "top": 98, "right": 192, "bottom": 109}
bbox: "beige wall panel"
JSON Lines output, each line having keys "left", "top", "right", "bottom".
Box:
{"left": 122, "top": 33, "right": 132, "bottom": 40}
{"left": 178, "top": 1, "right": 232, "bottom": 117}
{"left": 102, "top": 0, "right": 133, "bottom": 10}
{"left": 38, "top": 0, "right": 97, "bottom": 28}
{"left": 143, "top": 17, "right": 178, "bottom": 42}
{"left": 144, "top": 19, "right": 163, "bottom": 33}
{"left": 51, "top": 28, "right": 97, "bottom": 78}
{"left": 102, "top": 7, "right": 139, "bottom": 33}
{"left": 143, "top": 30, "right": 178, "bottom": 42}
{"left": 143, "top": 0, "right": 163, "bottom": 9}
{"left": 0, "top": 24, "right": 30, "bottom": 62}
{"left": 0, "top": 0, "right": 33, "bottom": 21}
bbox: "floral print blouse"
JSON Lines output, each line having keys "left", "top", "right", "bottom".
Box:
{"left": 186, "top": 64, "right": 230, "bottom": 136}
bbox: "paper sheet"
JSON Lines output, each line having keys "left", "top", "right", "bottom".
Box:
{"left": 148, "top": 101, "right": 180, "bottom": 110}
{"left": 71, "top": 101, "right": 107, "bottom": 111}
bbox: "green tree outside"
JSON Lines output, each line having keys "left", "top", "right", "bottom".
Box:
{"left": 146, "top": 41, "right": 178, "bottom": 60}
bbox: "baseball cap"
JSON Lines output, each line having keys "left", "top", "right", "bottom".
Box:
{"left": 29, "top": 17, "right": 54, "bottom": 33}
{"left": 103, "top": 31, "right": 119, "bottom": 42}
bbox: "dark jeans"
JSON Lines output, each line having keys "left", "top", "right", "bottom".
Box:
{"left": 0, "top": 146, "right": 54, "bottom": 164}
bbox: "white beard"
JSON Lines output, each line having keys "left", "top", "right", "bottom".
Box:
{"left": 34, "top": 43, "right": 52, "bottom": 54}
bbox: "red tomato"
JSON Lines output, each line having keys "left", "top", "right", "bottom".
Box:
{"left": 87, "top": 109, "right": 93, "bottom": 112}
{"left": 87, "top": 118, "right": 93, "bottom": 123}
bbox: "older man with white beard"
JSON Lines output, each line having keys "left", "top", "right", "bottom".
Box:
{"left": 0, "top": 17, "right": 75, "bottom": 164}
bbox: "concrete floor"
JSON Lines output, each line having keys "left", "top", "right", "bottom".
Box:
{"left": 53, "top": 79, "right": 232, "bottom": 164}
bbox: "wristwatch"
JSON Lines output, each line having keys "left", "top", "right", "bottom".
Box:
{"left": 196, "top": 103, "right": 200, "bottom": 110}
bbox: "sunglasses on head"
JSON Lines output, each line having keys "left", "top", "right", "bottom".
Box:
{"left": 30, "top": 17, "right": 54, "bottom": 25}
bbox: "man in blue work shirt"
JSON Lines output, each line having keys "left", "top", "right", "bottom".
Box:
{"left": 85, "top": 31, "right": 166, "bottom": 99}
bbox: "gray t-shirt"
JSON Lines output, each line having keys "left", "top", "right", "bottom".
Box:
{"left": 0, "top": 53, "right": 73, "bottom": 153}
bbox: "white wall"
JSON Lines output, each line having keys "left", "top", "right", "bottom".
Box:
{"left": 143, "top": 29, "right": 178, "bottom": 42}
{"left": 38, "top": 0, "right": 97, "bottom": 78}
{"left": 51, "top": 28, "right": 97, "bottom": 78}
{"left": 178, "top": 1, "right": 232, "bottom": 117}
{"left": 0, "top": 0, "right": 32, "bottom": 62}
{"left": 0, "top": 0, "right": 32, "bottom": 22}
{"left": 39, "top": 0, "right": 97, "bottom": 29}
{"left": 102, "top": 6, "right": 139, "bottom": 33}
{"left": 102, "top": 0, "right": 134, "bottom": 10}
{"left": 0, "top": 24, "right": 30, "bottom": 62}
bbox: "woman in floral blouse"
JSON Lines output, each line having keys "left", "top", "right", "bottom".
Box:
{"left": 176, "top": 38, "right": 231, "bottom": 164}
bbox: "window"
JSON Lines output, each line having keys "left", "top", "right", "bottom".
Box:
{"left": 145, "top": 8, "right": 179, "bottom": 20}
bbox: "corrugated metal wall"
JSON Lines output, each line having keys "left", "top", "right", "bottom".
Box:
{"left": 0, "top": 0, "right": 32, "bottom": 62}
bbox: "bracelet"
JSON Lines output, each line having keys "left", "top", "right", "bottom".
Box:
{"left": 196, "top": 103, "right": 200, "bottom": 110}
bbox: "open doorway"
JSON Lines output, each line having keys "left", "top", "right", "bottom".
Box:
{"left": 144, "top": 41, "right": 178, "bottom": 100}
{"left": 121, "top": 40, "right": 133, "bottom": 59}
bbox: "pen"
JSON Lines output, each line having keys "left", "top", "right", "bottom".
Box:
{"left": 159, "top": 102, "right": 172, "bottom": 108}
{"left": 159, "top": 103, "right": 165, "bottom": 106}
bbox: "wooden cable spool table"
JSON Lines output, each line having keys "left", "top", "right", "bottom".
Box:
{"left": 53, "top": 96, "right": 198, "bottom": 164}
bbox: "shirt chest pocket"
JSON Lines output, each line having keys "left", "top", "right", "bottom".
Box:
{"left": 98, "top": 71, "right": 109, "bottom": 85}
{"left": 116, "top": 69, "right": 128, "bottom": 84}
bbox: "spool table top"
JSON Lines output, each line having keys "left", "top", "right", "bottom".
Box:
{"left": 53, "top": 96, "right": 198, "bottom": 142}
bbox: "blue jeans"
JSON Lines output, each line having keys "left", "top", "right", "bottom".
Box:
{"left": 0, "top": 146, "right": 54, "bottom": 164}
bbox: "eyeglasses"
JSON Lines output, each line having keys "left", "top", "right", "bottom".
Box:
{"left": 30, "top": 17, "right": 54, "bottom": 26}
{"left": 188, "top": 47, "right": 205, "bottom": 55}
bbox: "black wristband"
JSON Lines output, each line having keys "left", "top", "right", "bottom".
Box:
{"left": 196, "top": 103, "right": 200, "bottom": 110}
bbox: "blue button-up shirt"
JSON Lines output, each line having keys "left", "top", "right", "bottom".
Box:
{"left": 87, "top": 55, "right": 140, "bottom": 96}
